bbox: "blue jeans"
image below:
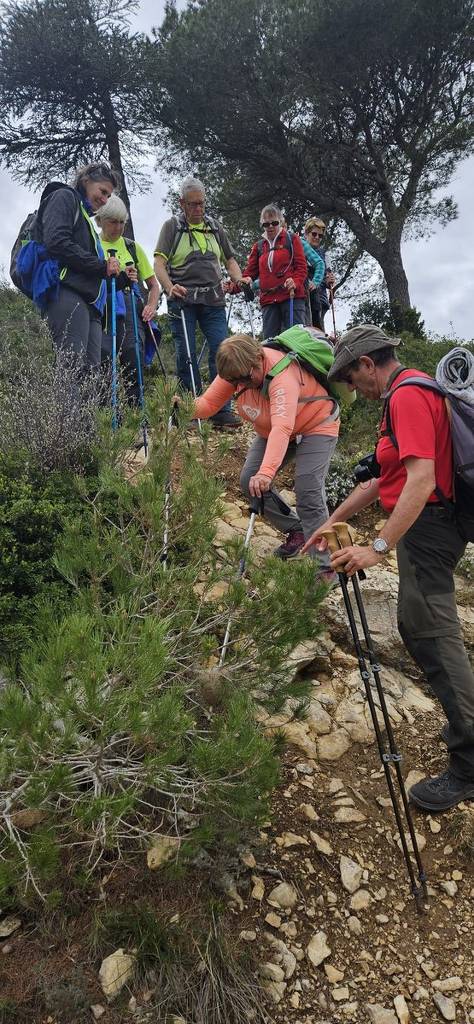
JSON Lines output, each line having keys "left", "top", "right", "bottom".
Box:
{"left": 261, "top": 298, "right": 306, "bottom": 340}
{"left": 168, "top": 301, "right": 231, "bottom": 412}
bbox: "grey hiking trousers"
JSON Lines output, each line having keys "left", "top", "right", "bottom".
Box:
{"left": 46, "top": 286, "right": 102, "bottom": 369}
{"left": 397, "top": 505, "right": 474, "bottom": 780}
{"left": 240, "top": 432, "right": 337, "bottom": 554}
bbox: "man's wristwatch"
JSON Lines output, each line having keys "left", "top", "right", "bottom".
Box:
{"left": 372, "top": 537, "right": 389, "bottom": 555}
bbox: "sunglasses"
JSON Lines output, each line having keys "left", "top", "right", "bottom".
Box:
{"left": 261, "top": 220, "right": 280, "bottom": 228}
{"left": 309, "top": 229, "right": 324, "bottom": 237}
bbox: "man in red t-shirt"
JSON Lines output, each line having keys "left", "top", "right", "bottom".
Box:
{"left": 303, "top": 325, "right": 474, "bottom": 813}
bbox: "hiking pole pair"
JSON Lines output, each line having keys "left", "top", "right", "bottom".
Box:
{"left": 126, "top": 264, "right": 148, "bottom": 456}
{"left": 320, "top": 522, "right": 428, "bottom": 912}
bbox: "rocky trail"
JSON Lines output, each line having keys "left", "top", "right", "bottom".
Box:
{"left": 1, "top": 430, "right": 473, "bottom": 1023}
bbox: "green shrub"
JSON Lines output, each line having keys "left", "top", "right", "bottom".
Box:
{"left": 0, "top": 385, "right": 326, "bottom": 902}
{"left": 347, "top": 296, "right": 426, "bottom": 338}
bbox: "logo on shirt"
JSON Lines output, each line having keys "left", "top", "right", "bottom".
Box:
{"left": 242, "top": 404, "right": 259, "bottom": 421}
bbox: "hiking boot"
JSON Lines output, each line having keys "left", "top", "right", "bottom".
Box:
{"left": 210, "top": 410, "right": 241, "bottom": 429}
{"left": 409, "top": 768, "right": 474, "bottom": 812}
{"left": 274, "top": 529, "right": 305, "bottom": 560}
{"left": 440, "top": 722, "right": 450, "bottom": 744}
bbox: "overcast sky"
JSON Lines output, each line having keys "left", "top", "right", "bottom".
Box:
{"left": 1, "top": 0, "right": 473, "bottom": 340}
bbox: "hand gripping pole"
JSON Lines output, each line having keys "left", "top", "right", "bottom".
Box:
{"left": 320, "top": 522, "right": 429, "bottom": 911}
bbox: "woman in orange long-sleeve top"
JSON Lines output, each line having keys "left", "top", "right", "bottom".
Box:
{"left": 194, "top": 334, "right": 340, "bottom": 562}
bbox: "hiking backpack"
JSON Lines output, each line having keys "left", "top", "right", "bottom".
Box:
{"left": 165, "top": 214, "right": 222, "bottom": 264}
{"left": 261, "top": 325, "right": 355, "bottom": 407}
{"left": 256, "top": 230, "right": 294, "bottom": 265}
{"left": 383, "top": 373, "right": 474, "bottom": 542}
{"left": 10, "top": 182, "right": 79, "bottom": 300}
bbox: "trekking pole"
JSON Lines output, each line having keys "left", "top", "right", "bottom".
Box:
{"left": 197, "top": 339, "right": 207, "bottom": 369}
{"left": 218, "top": 496, "right": 264, "bottom": 667}
{"left": 319, "top": 522, "right": 429, "bottom": 912}
{"left": 180, "top": 307, "right": 202, "bottom": 433}
{"left": 109, "top": 249, "right": 118, "bottom": 431}
{"left": 226, "top": 294, "right": 234, "bottom": 327}
{"left": 161, "top": 400, "right": 180, "bottom": 570}
{"left": 329, "top": 284, "right": 337, "bottom": 338}
{"left": 289, "top": 288, "right": 295, "bottom": 328}
{"left": 146, "top": 321, "right": 167, "bottom": 377}
{"left": 126, "top": 265, "right": 148, "bottom": 456}
{"left": 241, "top": 282, "right": 256, "bottom": 339}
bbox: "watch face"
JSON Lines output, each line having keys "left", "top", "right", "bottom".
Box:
{"left": 373, "top": 538, "right": 388, "bottom": 553}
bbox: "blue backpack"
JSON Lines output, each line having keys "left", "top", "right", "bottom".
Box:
{"left": 10, "top": 182, "right": 79, "bottom": 309}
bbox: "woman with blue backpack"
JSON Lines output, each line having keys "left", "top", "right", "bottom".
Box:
{"left": 40, "top": 162, "right": 123, "bottom": 368}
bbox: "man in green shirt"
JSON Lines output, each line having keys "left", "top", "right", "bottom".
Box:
{"left": 154, "top": 176, "right": 245, "bottom": 427}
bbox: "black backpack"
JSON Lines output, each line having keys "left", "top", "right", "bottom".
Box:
{"left": 166, "top": 214, "right": 222, "bottom": 264}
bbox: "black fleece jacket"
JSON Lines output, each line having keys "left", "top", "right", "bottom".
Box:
{"left": 41, "top": 186, "right": 108, "bottom": 305}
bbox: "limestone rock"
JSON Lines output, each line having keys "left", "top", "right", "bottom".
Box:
{"left": 90, "top": 1007, "right": 106, "bottom": 1021}
{"left": 310, "top": 832, "right": 334, "bottom": 856}
{"left": 261, "top": 979, "right": 287, "bottom": 1004}
{"left": 251, "top": 875, "right": 265, "bottom": 901}
{"left": 277, "top": 721, "right": 318, "bottom": 758}
{"left": 395, "top": 830, "right": 426, "bottom": 853}
{"left": 347, "top": 915, "right": 362, "bottom": 935}
{"left": 285, "top": 640, "right": 321, "bottom": 679}
{"left": 260, "top": 962, "right": 285, "bottom": 982}
{"left": 0, "top": 917, "right": 21, "bottom": 938}
{"left": 147, "top": 835, "right": 181, "bottom": 869}
{"left": 276, "top": 831, "right": 309, "bottom": 848}
{"left": 239, "top": 930, "right": 257, "bottom": 942}
{"left": 267, "top": 882, "right": 298, "bottom": 910}
{"left": 306, "top": 699, "right": 332, "bottom": 735}
{"left": 265, "top": 912, "right": 282, "bottom": 929}
{"left": 299, "top": 802, "right": 319, "bottom": 821}
{"left": 433, "top": 977, "right": 463, "bottom": 994}
{"left": 99, "top": 948, "right": 135, "bottom": 1001}
{"left": 366, "top": 1004, "right": 398, "bottom": 1024}
{"left": 394, "top": 993, "right": 410, "bottom": 1024}
{"left": 334, "top": 806, "right": 366, "bottom": 824}
{"left": 339, "top": 854, "right": 363, "bottom": 893}
{"left": 333, "top": 986, "right": 350, "bottom": 1001}
{"left": 306, "top": 931, "right": 331, "bottom": 967}
{"left": 349, "top": 889, "right": 371, "bottom": 911}
{"left": 335, "top": 698, "right": 372, "bottom": 743}
{"left": 317, "top": 728, "right": 351, "bottom": 761}
{"left": 432, "top": 992, "right": 456, "bottom": 1021}
{"left": 325, "top": 964, "right": 345, "bottom": 983}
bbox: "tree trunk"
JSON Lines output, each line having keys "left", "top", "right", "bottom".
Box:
{"left": 102, "top": 92, "right": 135, "bottom": 239}
{"left": 378, "top": 243, "right": 411, "bottom": 310}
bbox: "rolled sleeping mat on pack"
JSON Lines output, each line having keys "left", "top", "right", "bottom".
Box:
{"left": 436, "top": 347, "right": 474, "bottom": 404}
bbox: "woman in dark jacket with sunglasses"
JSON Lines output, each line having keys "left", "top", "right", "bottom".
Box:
{"left": 241, "top": 205, "right": 307, "bottom": 339}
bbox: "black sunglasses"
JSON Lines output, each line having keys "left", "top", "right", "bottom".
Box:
{"left": 309, "top": 229, "right": 324, "bottom": 236}
{"left": 261, "top": 220, "right": 280, "bottom": 228}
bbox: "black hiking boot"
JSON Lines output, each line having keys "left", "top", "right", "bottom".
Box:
{"left": 409, "top": 768, "right": 474, "bottom": 812}
{"left": 274, "top": 529, "right": 305, "bottom": 560}
{"left": 440, "top": 723, "right": 450, "bottom": 744}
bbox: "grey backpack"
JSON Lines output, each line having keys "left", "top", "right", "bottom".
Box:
{"left": 383, "top": 375, "right": 474, "bottom": 542}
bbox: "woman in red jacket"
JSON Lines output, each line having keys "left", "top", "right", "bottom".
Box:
{"left": 241, "top": 206, "right": 307, "bottom": 339}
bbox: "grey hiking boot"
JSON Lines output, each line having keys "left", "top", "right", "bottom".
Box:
{"left": 274, "top": 529, "right": 305, "bottom": 560}
{"left": 210, "top": 410, "right": 241, "bottom": 429}
{"left": 409, "top": 768, "right": 474, "bottom": 812}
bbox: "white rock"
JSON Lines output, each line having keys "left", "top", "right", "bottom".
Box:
{"left": 306, "top": 698, "right": 333, "bottom": 735}
{"left": 276, "top": 831, "right": 309, "bottom": 848}
{"left": 339, "top": 854, "right": 363, "bottom": 894}
{"left": 239, "top": 930, "right": 257, "bottom": 942}
{"left": 432, "top": 992, "right": 456, "bottom": 1021}
{"left": 334, "top": 986, "right": 350, "bottom": 1001}
{"left": 334, "top": 806, "right": 367, "bottom": 823}
{"left": 277, "top": 721, "right": 318, "bottom": 758}
{"left": 440, "top": 880, "right": 458, "bottom": 897}
{"left": 99, "top": 948, "right": 135, "bottom": 1001}
{"left": 265, "top": 912, "right": 282, "bottom": 929}
{"left": 433, "top": 977, "right": 463, "bottom": 993}
{"left": 350, "top": 890, "right": 371, "bottom": 911}
{"left": 317, "top": 728, "right": 351, "bottom": 761}
{"left": 267, "top": 882, "right": 298, "bottom": 910}
{"left": 348, "top": 915, "right": 362, "bottom": 935}
{"left": 310, "top": 831, "right": 334, "bottom": 855}
{"left": 306, "top": 931, "right": 331, "bottom": 967}
{"left": 260, "top": 962, "right": 285, "bottom": 982}
{"left": 395, "top": 830, "right": 426, "bottom": 853}
{"left": 299, "top": 802, "right": 319, "bottom": 821}
{"left": 147, "top": 835, "right": 180, "bottom": 869}
{"left": 328, "top": 777, "right": 345, "bottom": 794}
{"left": 394, "top": 993, "right": 410, "bottom": 1024}
{"left": 90, "top": 1007, "right": 106, "bottom": 1021}
{"left": 261, "top": 979, "right": 287, "bottom": 1004}
{"left": 0, "top": 917, "right": 21, "bottom": 939}
{"left": 239, "top": 850, "right": 256, "bottom": 869}
{"left": 366, "top": 1004, "right": 398, "bottom": 1024}
{"left": 289, "top": 992, "right": 300, "bottom": 1008}
{"left": 325, "top": 964, "right": 345, "bottom": 983}
{"left": 251, "top": 875, "right": 265, "bottom": 901}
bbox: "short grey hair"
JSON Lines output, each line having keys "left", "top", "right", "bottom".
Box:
{"left": 260, "top": 204, "right": 282, "bottom": 224}
{"left": 180, "top": 176, "right": 206, "bottom": 199}
{"left": 95, "top": 194, "right": 128, "bottom": 225}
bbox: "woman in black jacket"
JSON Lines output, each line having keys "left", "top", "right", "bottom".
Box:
{"left": 42, "top": 162, "right": 125, "bottom": 369}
